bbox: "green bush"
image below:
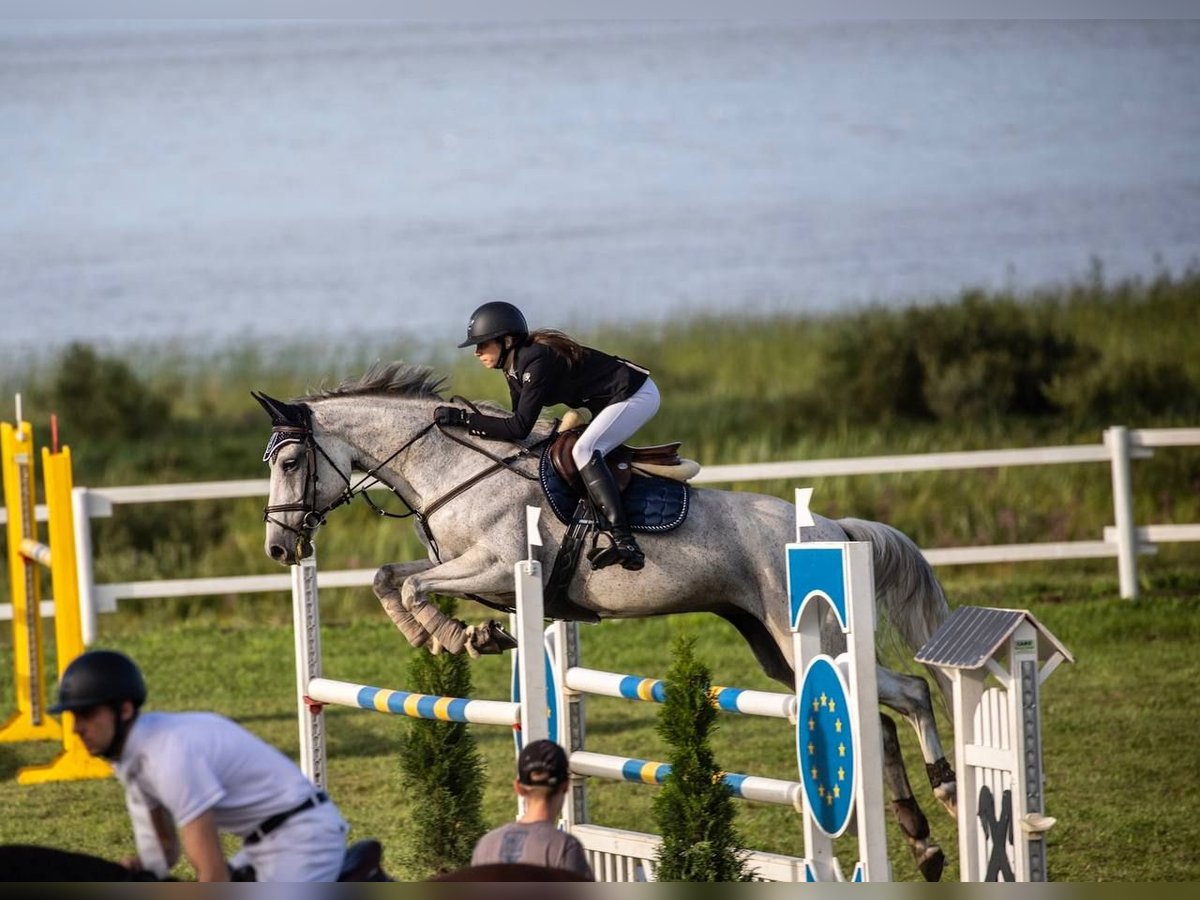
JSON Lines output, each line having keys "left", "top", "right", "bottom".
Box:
{"left": 49, "top": 342, "right": 172, "bottom": 441}
{"left": 814, "top": 294, "right": 1090, "bottom": 425}
{"left": 916, "top": 293, "right": 1086, "bottom": 420}
{"left": 652, "top": 635, "right": 753, "bottom": 882}
{"left": 1047, "top": 358, "right": 1199, "bottom": 425}
{"left": 818, "top": 308, "right": 933, "bottom": 425}
{"left": 395, "top": 597, "right": 487, "bottom": 878}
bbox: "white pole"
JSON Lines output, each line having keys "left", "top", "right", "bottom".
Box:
{"left": 71, "top": 488, "right": 97, "bottom": 645}
{"left": 513, "top": 559, "right": 546, "bottom": 744}
{"left": 845, "top": 542, "right": 889, "bottom": 878}
{"left": 1105, "top": 426, "right": 1138, "bottom": 599}
{"left": 292, "top": 551, "right": 326, "bottom": 787}
{"left": 514, "top": 508, "right": 548, "bottom": 744}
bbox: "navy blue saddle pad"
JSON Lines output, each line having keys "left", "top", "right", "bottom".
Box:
{"left": 538, "top": 445, "right": 690, "bottom": 533}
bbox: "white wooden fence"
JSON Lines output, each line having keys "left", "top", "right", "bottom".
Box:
{"left": 3, "top": 426, "right": 1199, "bottom": 639}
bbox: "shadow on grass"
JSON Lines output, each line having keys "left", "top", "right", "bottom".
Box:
{"left": 0, "top": 741, "right": 63, "bottom": 782}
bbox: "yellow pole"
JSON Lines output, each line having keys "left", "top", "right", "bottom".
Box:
{"left": 18, "top": 445, "right": 111, "bottom": 782}
{"left": 0, "top": 421, "right": 60, "bottom": 743}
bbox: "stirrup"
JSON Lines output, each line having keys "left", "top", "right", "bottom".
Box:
{"left": 587, "top": 532, "right": 645, "bottom": 572}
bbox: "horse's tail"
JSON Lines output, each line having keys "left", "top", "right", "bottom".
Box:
{"left": 838, "top": 517, "right": 953, "bottom": 708}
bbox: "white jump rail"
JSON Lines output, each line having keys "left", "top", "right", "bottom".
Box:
{"left": 3, "top": 426, "right": 1198, "bottom": 631}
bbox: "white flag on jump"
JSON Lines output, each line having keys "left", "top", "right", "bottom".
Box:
{"left": 526, "top": 506, "right": 543, "bottom": 546}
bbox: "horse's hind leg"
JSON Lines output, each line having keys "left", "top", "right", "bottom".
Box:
{"left": 877, "top": 666, "right": 958, "bottom": 818}
{"left": 880, "top": 712, "right": 945, "bottom": 882}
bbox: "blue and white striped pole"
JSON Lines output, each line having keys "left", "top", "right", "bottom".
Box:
{"left": 306, "top": 677, "right": 521, "bottom": 726}
{"left": 564, "top": 668, "right": 796, "bottom": 720}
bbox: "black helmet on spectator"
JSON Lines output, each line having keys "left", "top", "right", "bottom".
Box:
{"left": 457, "top": 301, "right": 528, "bottom": 348}
{"left": 50, "top": 649, "right": 147, "bottom": 714}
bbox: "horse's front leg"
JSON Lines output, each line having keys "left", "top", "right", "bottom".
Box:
{"left": 397, "top": 547, "right": 515, "bottom": 657}
{"left": 374, "top": 559, "right": 437, "bottom": 648}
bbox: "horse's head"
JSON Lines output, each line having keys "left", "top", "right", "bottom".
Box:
{"left": 254, "top": 390, "right": 354, "bottom": 565}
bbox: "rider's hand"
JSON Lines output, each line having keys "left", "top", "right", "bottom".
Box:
{"left": 434, "top": 406, "right": 469, "bottom": 427}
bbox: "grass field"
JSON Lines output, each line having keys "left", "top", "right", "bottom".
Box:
{"left": 2, "top": 563, "right": 1198, "bottom": 882}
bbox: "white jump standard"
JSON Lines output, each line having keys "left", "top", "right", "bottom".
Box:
{"left": 916, "top": 606, "right": 1074, "bottom": 882}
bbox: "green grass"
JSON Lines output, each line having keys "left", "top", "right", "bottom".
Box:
{"left": 1, "top": 565, "right": 1198, "bottom": 881}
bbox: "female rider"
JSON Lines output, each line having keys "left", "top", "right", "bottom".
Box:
{"left": 435, "top": 301, "right": 659, "bottom": 571}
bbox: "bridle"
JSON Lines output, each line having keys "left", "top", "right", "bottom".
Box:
{"left": 261, "top": 423, "right": 359, "bottom": 556}
{"left": 262, "top": 400, "right": 547, "bottom": 562}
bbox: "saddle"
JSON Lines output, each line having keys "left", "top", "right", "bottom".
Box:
{"left": 538, "top": 419, "right": 696, "bottom": 624}
{"left": 547, "top": 426, "right": 696, "bottom": 496}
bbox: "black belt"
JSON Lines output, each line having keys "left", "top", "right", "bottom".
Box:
{"left": 243, "top": 791, "right": 328, "bottom": 845}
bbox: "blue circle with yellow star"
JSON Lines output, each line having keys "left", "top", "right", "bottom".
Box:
{"left": 796, "top": 655, "right": 856, "bottom": 837}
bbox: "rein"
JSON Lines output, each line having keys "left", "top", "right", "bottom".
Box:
{"left": 264, "top": 399, "right": 550, "bottom": 563}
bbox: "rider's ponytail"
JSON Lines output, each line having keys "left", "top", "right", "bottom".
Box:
{"left": 528, "top": 329, "right": 585, "bottom": 368}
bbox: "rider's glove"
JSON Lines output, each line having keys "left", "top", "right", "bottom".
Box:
{"left": 434, "top": 406, "right": 469, "bottom": 428}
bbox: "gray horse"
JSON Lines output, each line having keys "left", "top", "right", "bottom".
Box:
{"left": 256, "top": 361, "right": 956, "bottom": 880}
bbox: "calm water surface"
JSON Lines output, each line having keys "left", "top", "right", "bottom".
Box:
{"left": 1, "top": 19, "right": 1197, "bottom": 359}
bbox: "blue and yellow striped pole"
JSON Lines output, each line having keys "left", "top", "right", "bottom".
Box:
{"left": 306, "top": 677, "right": 521, "bottom": 727}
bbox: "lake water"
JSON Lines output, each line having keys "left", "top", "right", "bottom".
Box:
{"left": 1, "top": 19, "right": 1198, "bottom": 360}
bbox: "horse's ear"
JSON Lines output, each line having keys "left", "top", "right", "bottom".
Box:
{"left": 251, "top": 391, "right": 308, "bottom": 428}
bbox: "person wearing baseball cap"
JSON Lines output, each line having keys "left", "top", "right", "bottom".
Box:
{"left": 468, "top": 739, "right": 593, "bottom": 880}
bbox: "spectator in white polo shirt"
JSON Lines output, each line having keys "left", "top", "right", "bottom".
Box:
{"left": 0, "top": 649, "right": 348, "bottom": 882}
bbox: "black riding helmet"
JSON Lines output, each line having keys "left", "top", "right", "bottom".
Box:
{"left": 457, "top": 301, "right": 528, "bottom": 348}
{"left": 50, "top": 649, "right": 147, "bottom": 714}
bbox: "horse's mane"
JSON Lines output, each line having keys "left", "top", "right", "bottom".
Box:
{"left": 296, "top": 361, "right": 446, "bottom": 402}
{"left": 296, "top": 360, "right": 515, "bottom": 420}
{"left": 296, "top": 360, "right": 551, "bottom": 438}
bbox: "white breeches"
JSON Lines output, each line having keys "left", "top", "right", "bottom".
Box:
{"left": 571, "top": 377, "right": 661, "bottom": 469}
{"left": 229, "top": 801, "right": 349, "bottom": 882}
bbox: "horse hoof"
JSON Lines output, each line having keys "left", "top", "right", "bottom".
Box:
{"left": 468, "top": 621, "right": 518, "bottom": 656}
{"left": 935, "top": 782, "right": 958, "bottom": 819}
{"left": 918, "top": 846, "right": 945, "bottom": 882}
{"left": 484, "top": 621, "right": 518, "bottom": 651}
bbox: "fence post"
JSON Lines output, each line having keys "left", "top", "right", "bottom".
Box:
{"left": 1104, "top": 426, "right": 1138, "bottom": 599}
{"left": 292, "top": 551, "right": 326, "bottom": 787}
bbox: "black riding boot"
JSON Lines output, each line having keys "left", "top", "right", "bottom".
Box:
{"left": 579, "top": 452, "right": 645, "bottom": 571}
